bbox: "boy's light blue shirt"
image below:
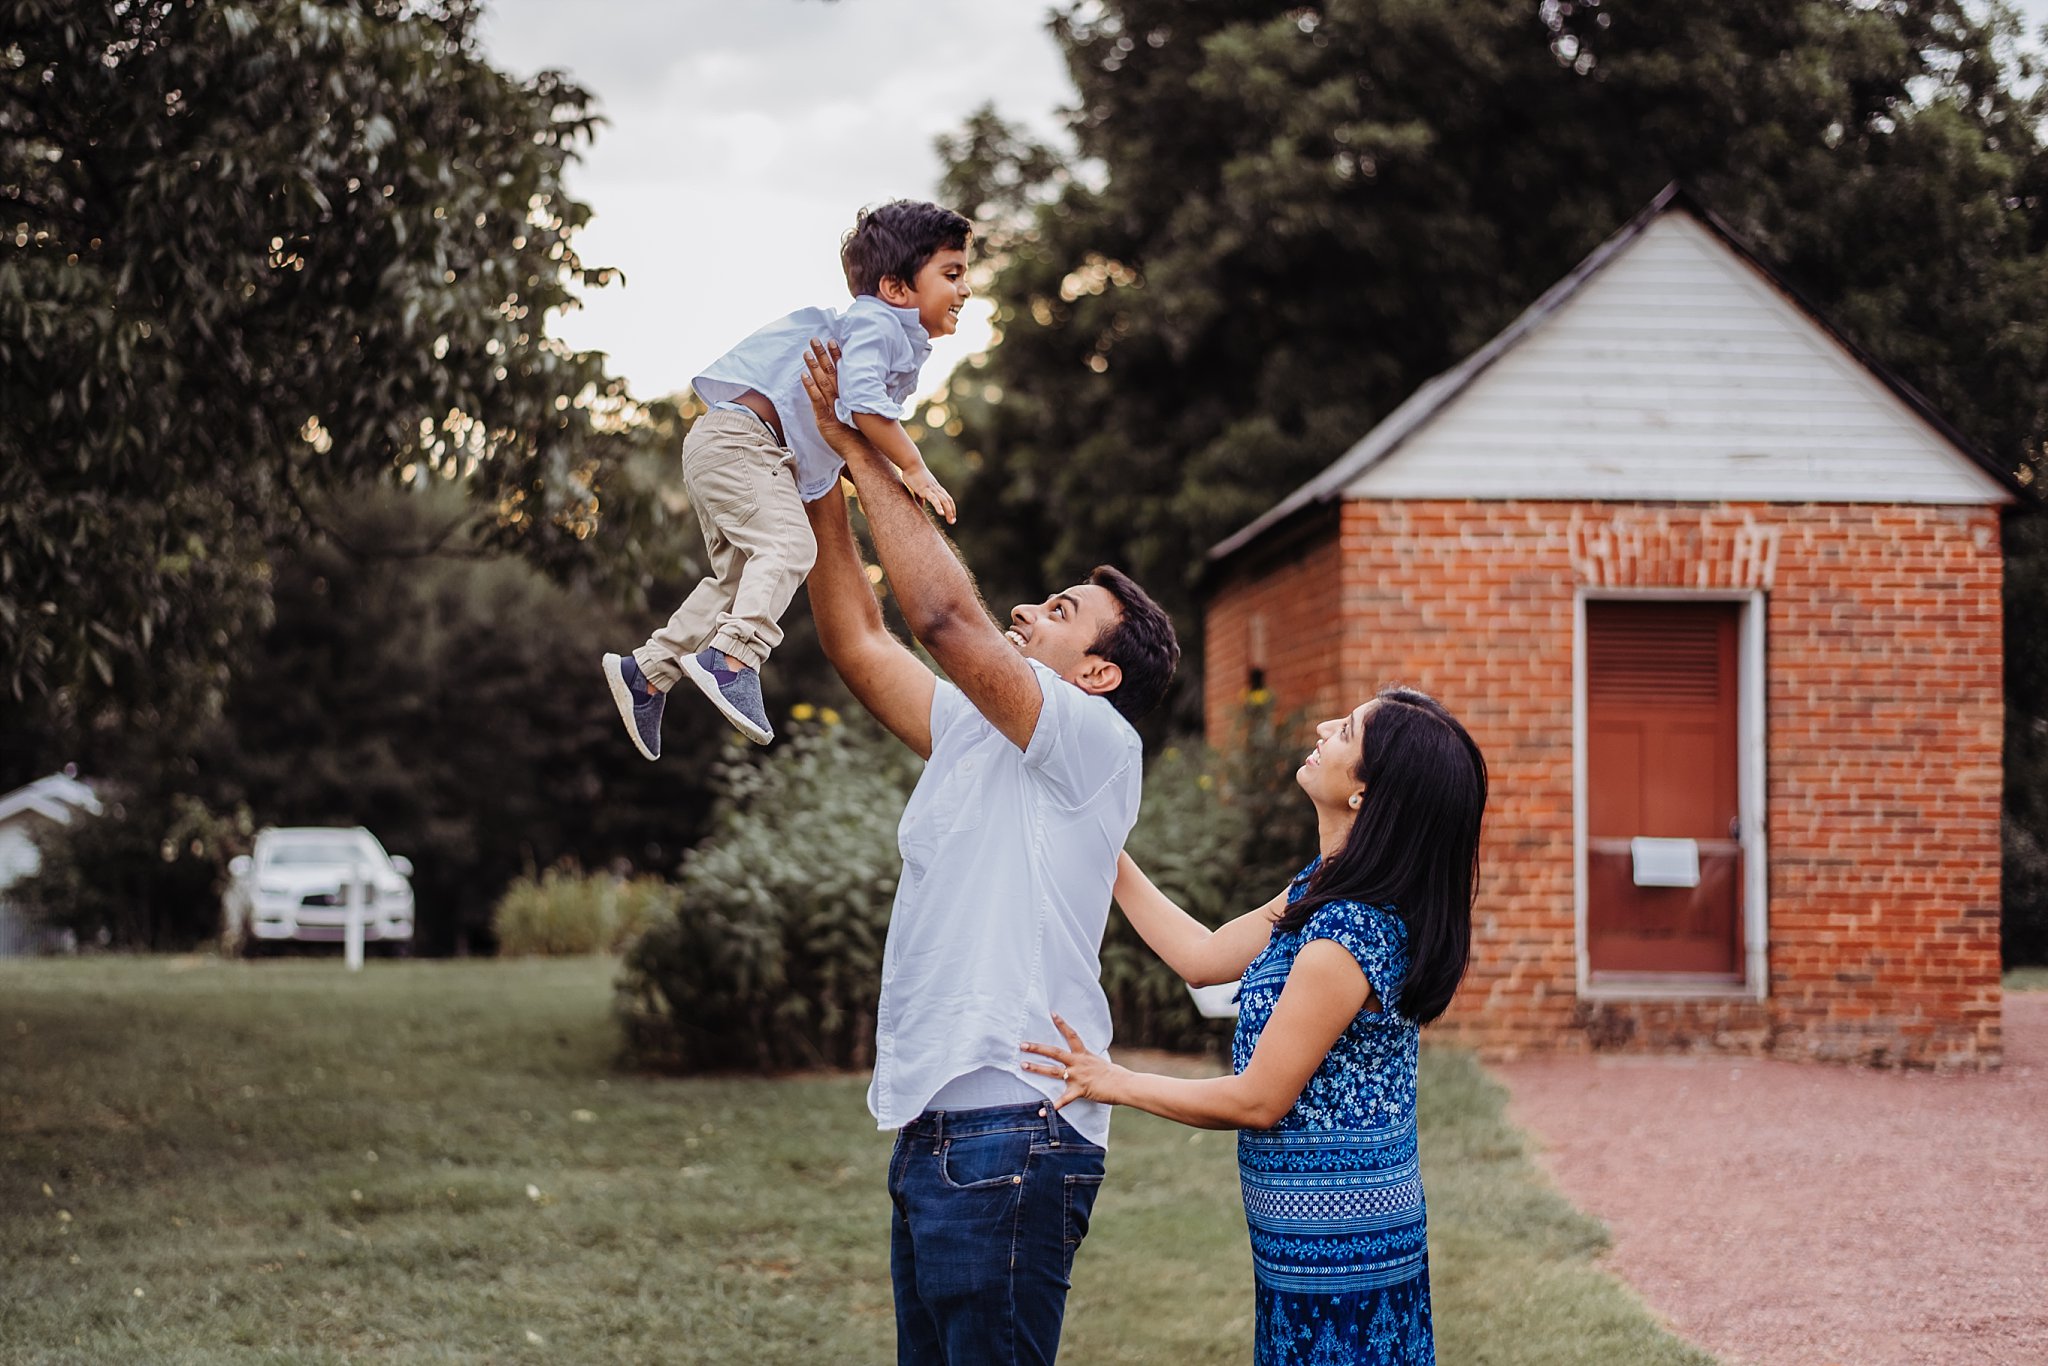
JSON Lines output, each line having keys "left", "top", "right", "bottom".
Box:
{"left": 690, "top": 294, "right": 932, "bottom": 502}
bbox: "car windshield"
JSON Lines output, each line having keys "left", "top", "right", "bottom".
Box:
{"left": 264, "top": 838, "right": 375, "bottom": 867}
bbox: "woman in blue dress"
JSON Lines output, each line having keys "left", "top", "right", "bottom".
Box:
{"left": 1022, "top": 687, "right": 1486, "bottom": 1365}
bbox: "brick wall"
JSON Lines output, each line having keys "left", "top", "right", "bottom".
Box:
{"left": 1203, "top": 509, "right": 1346, "bottom": 741}
{"left": 1204, "top": 500, "right": 2005, "bottom": 1068}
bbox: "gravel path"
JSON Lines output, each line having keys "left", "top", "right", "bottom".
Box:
{"left": 1493, "top": 993, "right": 2048, "bottom": 1366}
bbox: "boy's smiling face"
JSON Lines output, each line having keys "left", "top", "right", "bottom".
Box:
{"left": 881, "top": 246, "right": 971, "bottom": 339}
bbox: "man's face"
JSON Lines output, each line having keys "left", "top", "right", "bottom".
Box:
{"left": 1006, "top": 584, "right": 1122, "bottom": 686}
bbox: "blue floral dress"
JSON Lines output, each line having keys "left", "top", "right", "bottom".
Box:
{"left": 1232, "top": 863, "right": 1434, "bottom": 1365}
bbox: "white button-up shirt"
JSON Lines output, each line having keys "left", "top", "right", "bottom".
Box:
{"left": 868, "top": 660, "right": 1142, "bottom": 1148}
{"left": 690, "top": 295, "right": 931, "bottom": 502}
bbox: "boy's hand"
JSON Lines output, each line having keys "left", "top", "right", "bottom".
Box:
{"left": 902, "top": 463, "right": 957, "bottom": 525}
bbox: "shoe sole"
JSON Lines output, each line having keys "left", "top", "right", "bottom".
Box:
{"left": 601, "top": 653, "right": 660, "bottom": 761}
{"left": 679, "top": 653, "right": 774, "bottom": 745}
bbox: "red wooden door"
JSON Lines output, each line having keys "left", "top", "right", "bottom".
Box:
{"left": 1585, "top": 601, "right": 1743, "bottom": 977}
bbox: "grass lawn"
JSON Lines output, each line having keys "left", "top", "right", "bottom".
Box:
{"left": 1, "top": 957, "right": 1709, "bottom": 1365}
{"left": 2006, "top": 966, "right": 2048, "bottom": 992}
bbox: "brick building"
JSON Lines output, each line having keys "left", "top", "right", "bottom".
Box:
{"left": 1203, "top": 186, "right": 2022, "bottom": 1067}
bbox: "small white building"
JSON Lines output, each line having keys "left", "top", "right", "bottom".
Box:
{"left": 0, "top": 770, "right": 101, "bottom": 955}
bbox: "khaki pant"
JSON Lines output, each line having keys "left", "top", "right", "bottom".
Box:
{"left": 634, "top": 409, "right": 817, "bottom": 682}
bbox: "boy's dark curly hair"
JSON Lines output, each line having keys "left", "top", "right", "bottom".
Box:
{"left": 841, "top": 201, "right": 972, "bottom": 297}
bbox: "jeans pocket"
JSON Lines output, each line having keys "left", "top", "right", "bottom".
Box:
{"left": 1062, "top": 1172, "right": 1105, "bottom": 1249}
{"left": 937, "top": 1128, "right": 1035, "bottom": 1191}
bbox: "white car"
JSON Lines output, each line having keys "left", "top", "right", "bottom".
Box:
{"left": 223, "top": 827, "right": 416, "bottom": 954}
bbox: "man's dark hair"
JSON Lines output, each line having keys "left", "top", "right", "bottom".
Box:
{"left": 1085, "top": 566, "right": 1179, "bottom": 722}
{"left": 841, "top": 200, "right": 972, "bottom": 297}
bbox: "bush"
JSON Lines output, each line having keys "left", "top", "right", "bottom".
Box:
{"left": 616, "top": 712, "right": 919, "bottom": 1072}
{"left": 9, "top": 787, "right": 247, "bottom": 951}
{"left": 1107, "top": 697, "right": 1320, "bottom": 1052}
{"left": 194, "top": 484, "right": 723, "bottom": 956}
{"left": 616, "top": 696, "right": 1320, "bottom": 1071}
{"left": 493, "top": 865, "right": 679, "bottom": 956}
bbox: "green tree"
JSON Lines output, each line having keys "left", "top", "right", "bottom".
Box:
{"left": 0, "top": 0, "right": 632, "bottom": 777}
{"left": 936, "top": 0, "right": 2048, "bottom": 659}
{"left": 193, "top": 482, "right": 733, "bottom": 953}
{"left": 12, "top": 458, "right": 864, "bottom": 955}
{"left": 934, "top": 0, "right": 2048, "bottom": 956}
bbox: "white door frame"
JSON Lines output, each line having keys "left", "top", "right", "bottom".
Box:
{"left": 1573, "top": 588, "right": 1769, "bottom": 1001}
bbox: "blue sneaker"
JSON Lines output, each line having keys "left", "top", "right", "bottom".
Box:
{"left": 602, "top": 652, "right": 665, "bottom": 761}
{"left": 679, "top": 647, "right": 773, "bottom": 745}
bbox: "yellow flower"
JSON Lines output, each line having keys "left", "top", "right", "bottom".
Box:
{"left": 820, "top": 707, "right": 842, "bottom": 727}
{"left": 1197, "top": 774, "right": 1214, "bottom": 790}
{"left": 790, "top": 703, "right": 817, "bottom": 722}
{"left": 1247, "top": 688, "right": 1272, "bottom": 707}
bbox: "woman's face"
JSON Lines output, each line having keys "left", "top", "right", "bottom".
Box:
{"left": 1298, "top": 701, "right": 1372, "bottom": 813}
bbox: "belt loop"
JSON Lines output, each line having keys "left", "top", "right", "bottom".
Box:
{"left": 931, "top": 1109, "right": 946, "bottom": 1151}
{"left": 1043, "top": 1100, "right": 1060, "bottom": 1146}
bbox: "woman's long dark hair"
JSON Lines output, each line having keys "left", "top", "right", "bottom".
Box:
{"left": 1276, "top": 687, "right": 1488, "bottom": 1026}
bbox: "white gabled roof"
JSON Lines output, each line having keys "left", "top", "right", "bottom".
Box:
{"left": 1212, "top": 184, "right": 2024, "bottom": 562}
{"left": 0, "top": 772, "right": 103, "bottom": 828}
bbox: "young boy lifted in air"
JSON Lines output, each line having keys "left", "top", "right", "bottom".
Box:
{"left": 602, "top": 200, "right": 970, "bottom": 754}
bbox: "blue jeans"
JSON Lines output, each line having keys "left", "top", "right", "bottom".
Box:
{"left": 888, "top": 1100, "right": 1107, "bottom": 1364}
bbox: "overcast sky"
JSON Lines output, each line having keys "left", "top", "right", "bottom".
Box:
{"left": 476, "top": 0, "right": 2048, "bottom": 405}
{"left": 476, "top": 0, "right": 1074, "bottom": 403}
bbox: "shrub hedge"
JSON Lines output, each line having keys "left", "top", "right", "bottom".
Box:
{"left": 8, "top": 788, "right": 246, "bottom": 951}
{"left": 615, "top": 698, "right": 1319, "bottom": 1072}
{"left": 616, "top": 714, "right": 918, "bottom": 1072}
{"left": 492, "top": 866, "right": 679, "bottom": 956}
{"left": 1108, "top": 699, "right": 1319, "bottom": 1052}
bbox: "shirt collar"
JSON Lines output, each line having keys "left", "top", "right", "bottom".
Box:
{"left": 878, "top": 299, "right": 932, "bottom": 362}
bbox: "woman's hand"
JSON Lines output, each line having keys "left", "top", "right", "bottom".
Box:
{"left": 1020, "top": 1014, "right": 1129, "bottom": 1111}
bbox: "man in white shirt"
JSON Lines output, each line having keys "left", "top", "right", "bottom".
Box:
{"left": 797, "top": 341, "right": 1179, "bottom": 1364}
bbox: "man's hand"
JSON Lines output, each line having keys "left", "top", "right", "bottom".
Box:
{"left": 799, "top": 339, "right": 855, "bottom": 451}
{"left": 803, "top": 342, "right": 958, "bottom": 524}
{"left": 802, "top": 337, "right": 1046, "bottom": 754}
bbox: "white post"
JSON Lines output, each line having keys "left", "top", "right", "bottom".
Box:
{"left": 344, "top": 858, "right": 365, "bottom": 972}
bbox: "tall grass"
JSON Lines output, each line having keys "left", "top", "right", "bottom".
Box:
{"left": 491, "top": 867, "right": 676, "bottom": 956}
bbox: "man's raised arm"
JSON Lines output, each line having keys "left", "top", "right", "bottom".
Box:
{"left": 801, "top": 465, "right": 937, "bottom": 760}
{"left": 799, "top": 342, "right": 1044, "bottom": 753}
